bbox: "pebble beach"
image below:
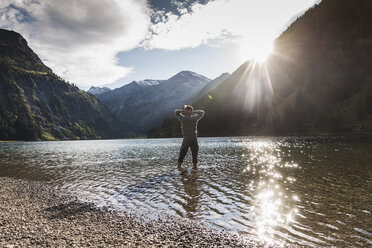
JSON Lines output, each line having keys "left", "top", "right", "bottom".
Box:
{"left": 0, "top": 177, "right": 277, "bottom": 247}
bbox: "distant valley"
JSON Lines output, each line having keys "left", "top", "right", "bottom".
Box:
{"left": 1, "top": 0, "right": 371, "bottom": 141}
{"left": 0, "top": 28, "right": 229, "bottom": 140}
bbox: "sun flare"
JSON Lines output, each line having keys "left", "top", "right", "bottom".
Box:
{"left": 238, "top": 40, "right": 273, "bottom": 63}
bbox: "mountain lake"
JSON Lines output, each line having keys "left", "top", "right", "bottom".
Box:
{"left": 0, "top": 137, "right": 371, "bottom": 247}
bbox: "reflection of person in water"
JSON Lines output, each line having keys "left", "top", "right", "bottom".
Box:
{"left": 180, "top": 168, "right": 201, "bottom": 217}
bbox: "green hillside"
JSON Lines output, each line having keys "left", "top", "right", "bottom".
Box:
{"left": 0, "top": 29, "right": 132, "bottom": 140}
{"left": 149, "top": 0, "right": 372, "bottom": 138}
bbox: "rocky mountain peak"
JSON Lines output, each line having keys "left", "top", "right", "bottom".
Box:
{"left": 0, "top": 29, "right": 28, "bottom": 48}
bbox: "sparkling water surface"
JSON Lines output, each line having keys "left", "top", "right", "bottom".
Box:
{"left": 0, "top": 137, "right": 371, "bottom": 247}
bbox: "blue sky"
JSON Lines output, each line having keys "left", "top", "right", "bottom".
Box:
{"left": 111, "top": 41, "right": 239, "bottom": 88}
{"left": 0, "top": 0, "right": 319, "bottom": 90}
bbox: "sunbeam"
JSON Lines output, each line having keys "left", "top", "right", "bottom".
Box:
{"left": 232, "top": 59, "right": 275, "bottom": 112}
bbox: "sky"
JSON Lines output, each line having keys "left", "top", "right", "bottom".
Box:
{"left": 0, "top": 0, "right": 320, "bottom": 90}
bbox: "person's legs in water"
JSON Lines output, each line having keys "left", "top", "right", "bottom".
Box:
{"left": 190, "top": 137, "right": 199, "bottom": 169}
{"left": 178, "top": 138, "right": 190, "bottom": 168}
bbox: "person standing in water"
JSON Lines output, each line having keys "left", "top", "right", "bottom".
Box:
{"left": 174, "top": 105, "right": 205, "bottom": 169}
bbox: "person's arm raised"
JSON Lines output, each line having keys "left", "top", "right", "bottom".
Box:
{"left": 192, "top": 110, "right": 205, "bottom": 120}
{"left": 174, "top": 109, "right": 185, "bottom": 119}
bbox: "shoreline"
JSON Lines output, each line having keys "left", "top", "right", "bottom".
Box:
{"left": 0, "top": 176, "right": 278, "bottom": 247}
{"left": 1, "top": 133, "right": 372, "bottom": 143}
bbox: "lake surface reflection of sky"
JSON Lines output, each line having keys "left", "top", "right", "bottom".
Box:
{"left": 0, "top": 137, "right": 371, "bottom": 247}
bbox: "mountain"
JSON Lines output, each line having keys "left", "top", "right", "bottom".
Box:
{"left": 87, "top": 86, "right": 110, "bottom": 95}
{"left": 94, "top": 79, "right": 165, "bottom": 126}
{"left": 194, "top": 73, "right": 230, "bottom": 101}
{"left": 0, "top": 29, "right": 132, "bottom": 140}
{"left": 149, "top": 0, "right": 372, "bottom": 138}
{"left": 96, "top": 71, "right": 210, "bottom": 134}
{"left": 136, "top": 79, "right": 162, "bottom": 86}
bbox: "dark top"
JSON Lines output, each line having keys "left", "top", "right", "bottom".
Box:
{"left": 175, "top": 110, "right": 205, "bottom": 137}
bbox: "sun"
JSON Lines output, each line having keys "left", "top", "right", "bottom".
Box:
{"left": 238, "top": 39, "right": 273, "bottom": 63}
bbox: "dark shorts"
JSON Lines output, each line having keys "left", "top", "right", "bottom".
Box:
{"left": 178, "top": 136, "right": 199, "bottom": 163}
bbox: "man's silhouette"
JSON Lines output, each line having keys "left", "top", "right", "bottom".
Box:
{"left": 174, "top": 105, "right": 205, "bottom": 169}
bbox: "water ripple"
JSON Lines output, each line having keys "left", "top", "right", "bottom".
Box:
{"left": 0, "top": 137, "right": 371, "bottom": 247}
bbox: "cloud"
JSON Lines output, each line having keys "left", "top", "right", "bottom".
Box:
{"left": 0, "top": 0, "right": 320, "bottom": 88}
{"left": 142, "top": 0, "right": 319, "bottom": 54}
{"left": 0, "top": 0, "right": 150, "bottom": 88}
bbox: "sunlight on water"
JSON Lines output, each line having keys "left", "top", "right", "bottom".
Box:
{"left": 0, "top": 137, "right": 371, "bottom": 247}
{"left": 242, "top": 140, "right": 299, "bottom": 245}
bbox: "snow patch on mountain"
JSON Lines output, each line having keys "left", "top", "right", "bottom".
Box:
{"left": 87, "top": 86, "right": 111, "bottom": 95}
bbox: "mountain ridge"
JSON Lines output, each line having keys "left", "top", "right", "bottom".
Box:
{"left": 149, "top": 0, "right": 372, "bottom": 138}
{"left": 0, "top": 29, "right": 132, "bottom": 140}
{"left": 87, "top": 86, "right": 111, "bottom": 95}
{"left": 96, "top": 70, "right": 211, "bottom": 134}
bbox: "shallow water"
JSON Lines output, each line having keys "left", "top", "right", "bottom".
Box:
{"left": 0, "top": 137, "right": 371, "bottom": 247}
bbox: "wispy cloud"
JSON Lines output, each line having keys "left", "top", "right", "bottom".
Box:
{"left": 0, "top": 0, "right": 319, "bottom": 88}
{"left": 0, "top": 0, "right": 150, "bottom": 87}
{"left": 142, "top": 0, "right": 318, "bottom": 52}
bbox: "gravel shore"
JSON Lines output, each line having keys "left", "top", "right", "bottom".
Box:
{"left": 0, "top": 177, "right": 279, "bottom": 247}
